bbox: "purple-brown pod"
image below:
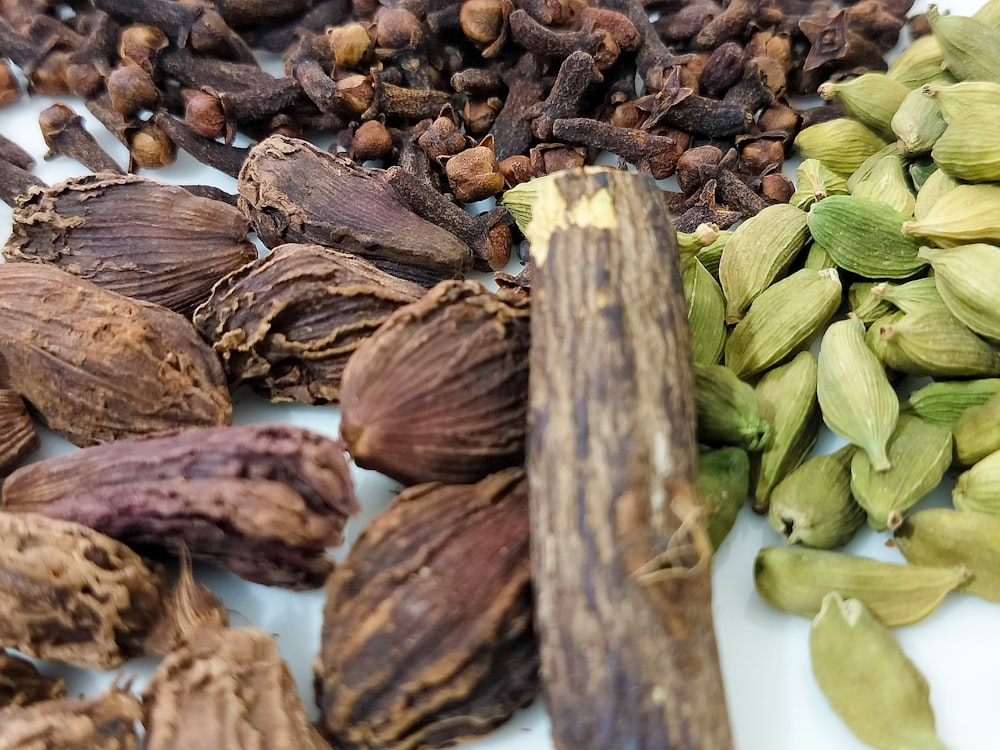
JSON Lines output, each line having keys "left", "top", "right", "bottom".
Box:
{"left": 339, "top": 279, "right": 529, "bottom": 486}
{"left": 2, "top": 424, "right": 358, "bottom": 589}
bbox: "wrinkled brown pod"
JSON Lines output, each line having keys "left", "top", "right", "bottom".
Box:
{"left": 315, "top": 468, "right": 537, "bottom": 750}
{"left": 339, "top": 279, "right": 530, "bottom": 486}
{"left": 0, "top": 651, "right": 66, "bottom": 710}
{"left": 3, "top": 173, "right": 257, "bottom": 317}
{"left": 0, "top": 513, "right": 169, "bottom": 670}
{"left": 0, "top": 685, "right": 142, "bottom": 749}
{"left": 0, "top": 390, "right": 37, "bottom": 478}
{"left": 0, "top": 264, "right": 231, "bottom": 447}
{"left": 237, "top": 135, "right": 474, "bottom": 286}
{"left": 193, "top": 244, "right": 424, "bottom": 404}
{"left": 141, "top": 565, "right": 329, "bottom": 750}
{"left": 2, "top": 424, "right": 358, "bottom": 589}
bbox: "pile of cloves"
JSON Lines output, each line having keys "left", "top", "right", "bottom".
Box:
{"left": 0, "top": 0, "right": 921, "bottom": 246}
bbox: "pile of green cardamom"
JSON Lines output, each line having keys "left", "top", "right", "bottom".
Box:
{"left": 509, "top": 3, "right": 1000, "bottom": 747}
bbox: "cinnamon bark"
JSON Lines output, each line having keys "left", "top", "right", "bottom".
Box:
{"left": 525, "top": 167, "right": 733, "bottom": 750}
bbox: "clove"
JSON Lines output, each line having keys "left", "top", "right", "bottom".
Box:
{"left": 508, "top": 9, "right": 619, "bottom": 69}
{"left": 529, "top": 50, "right": 602, "bottom": 140}
{"left": 385, "top": 165, "right": 513, "bottom": 270}
{"left": 0, "top": 156, "right": 46, "bottom": 207}
{"left": 152, "top": 110, "right": 249, "bottom": 177}
{"left": 364, "top": 68, "right": 451, "bottom": 122}
{"left": 490, "top": 52, "right": 545, "bottom": 160}
{"left": 552, "top": 117, "right": 686, "bottom": 179}
{"left": 38, "top": 104, "right": 124, "bottom": 175}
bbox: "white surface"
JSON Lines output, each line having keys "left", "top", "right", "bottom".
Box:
{"left": 1, "top": 2, "right": 995, "bottom": 747}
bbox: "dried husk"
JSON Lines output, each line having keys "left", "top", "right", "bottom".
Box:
{"left": 0, "top": 686, "right": 143, "bottom": 750}
{"left": 142, "top": 566, "right": 328, "bottom": 750}
{"left": 0, "top": 264, "right": 231, "bottom": 447}
{"left": 0, "top": 390, "right": 37, "bottom": 477}
{"left": 0, "top": 513, "right": 169, "bottom": 670}
{"left": 193, "top": 243, "right": 424, "bottom": 404}
{"left": 340, "top": 279, "right": 530, "bottom": 486}
{"left": 2, "top": 425, "right": 359, "bottom": 589}
{"left": 237, "top": 135, "right": 474, "bottom": 285}
{"left": 0, "top": 651, "right": 66, "bottom": 710}
{"left": 315, "top": 469, "right": 537, "bottom": 750}
{"left": 2, "top": 173, "right": 258, "bottom": 317}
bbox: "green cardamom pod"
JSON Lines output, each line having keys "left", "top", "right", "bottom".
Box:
{"left": 810, "top": 593, "right": 951, "bottom": 750}
{"left": 754, "top": 546, "right": 969, "bottom": 625}
{"left": 801, "top": 242, "right": 835, "bottom": 270}
{"left": 975, "top": 0, "right": 1000, "bottom": 27}
{"left": 879, "top": 308, "right": 1000, "bottom": 378}
{"left": 677, "top": 222, "right": 722, "bottom": 264}
{"left": 753, "top": 351, "right": 821, "bottom": 512}
{"left": 790, "top": 159, "right": 850, "bottom": 211}
{"left": 871, "top": 277, "right": 948, "bottom": 316}
{"left": 903, "top": 377, "right": 1000, "bottom": 426}
{"left": 954, "top": 448, "right": 1000, "bottom": 515}
{"left": 683, "top": 256, "right": 726, "bottom": 366}
{"left": 908, "top": 158, "right": 939, "bottom": 190}
{"left": 767, "top": 445, "right": 863, "bottom": 549}
{"left": 891, "top": 86, "right": 947, "bottom": 155}
{"left": 694, "top": 364, "right": 768, "bottom": 450}
{"left": 719, "top": 203, "right": 810, "bottom": 323}
{"left": 817, "top": 317, "right": 899, "bottom": 472}
{"left": 793, "top": 118, "right": 889, "bottom": 176}
{"left": 926, "top": 82, "right": 1000, "bottom": 181}
{"left": 695, "top": 230, "right": 733, "bottom": 280}
{"left": 808, "top": 195, "right": 926, "bottom": 279}
{"left": 849, "top": 282, "right": 895, "bottom": 324}
{"left": 500, "top": 174, "right": 551, "bottom": 233}
{"left": 918, "top": 244, "right": 1000, "bottom": 342}
{"left": 886, "top": 33, "right": 950, "bottom": 88}
{"left": 847, "top": 151, "right": 916, "bottom": 216}
{"left": 865, "top": 311, "right": 905, "bottom": 377}
{"left": 725, "top": 267, "right": 842, "bottom": 379}
{"left": 895, "top": 508, "right": 1000, "bottom": 603}
{"left": 953, "top": 390, "right": 1000, "bottom": 466}
{"left": 927, "top": 6, "right": 1000, "bottom": 84}
{"left": 902, "top": 183, "right": 1000, "bottom": 246}
{"left": 697, "top": 446, "right": 750, "bottom": 551}
{"left": 817, "top": 73, "right": 909, "bottom": 140}
{"left": 913, "top": 167, "right": 959, "bottom": 220}
{"left": 850, "top": 414, "right": 953, "bottom": 532}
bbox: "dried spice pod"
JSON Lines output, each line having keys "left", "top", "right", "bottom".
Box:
{"left": 316, "top": 469, "right": 536, "bottom": 750}
{"left": 3, "top": 173, "right": 258, "bottom": 316}
{"left": 2, "top": 424, "right": 358, "bottom": 589}
{"left": 340, "top": 279, "right": 529, "bottom": 486}
{"left": 237, "top": 135, "right": 474, "bottom": 286}
{"left": 525, "top": 168, "right": 733, "bottom": 749}
{"left": 0, "top": 686, "right": 143, "bottom": 750}
{"left": 0, "top": 264, "right": 231, "bottom": 447}
{"left": 194, "top": 243, "right": 424, "bottom": 404}
{"left": 0, "top": 390, "right": 37, "bottom": 478}
{"left": 0, "top": 651, "right": 65, "bottom": 710}
{"left": 142, "top": 565, "right": 329, "bottom": 750}
{"left": 0, "top": 512, "right": 170, "bottom": 670}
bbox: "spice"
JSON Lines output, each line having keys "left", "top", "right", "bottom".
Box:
{"left": 4, "top": 173, "right": 258, "bottom": 316}
{"left": 0, "top": 651, "right": 66, "bottom": 710}
{"left": 0, "top": 390, "right": 37, "bottom": 479}
{"left": 315, "top": 468, "right": 536, "bottom": 749}
{"left": 194, "top": 244, "right": 423, "bottom": 403}
{"left": 2, "top": 424, "right": 358, "bottom": 589}
{"left": 0, "top": 686, "right": 143, "bottom": 750}
{"left": 0, "top": 263, "right": 231, "bottom": 447}
{"left": 525, "top": 168, "right": 732, "bottom": 749}
{"left": 339, "top": 279, "right": 529, "bottom": 486}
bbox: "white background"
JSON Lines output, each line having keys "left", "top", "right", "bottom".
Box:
{"left": 0, "top": 1, "right": 994, "bottom": 748}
